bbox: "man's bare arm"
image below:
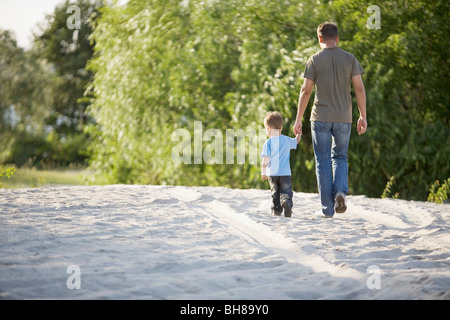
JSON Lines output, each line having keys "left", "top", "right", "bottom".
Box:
{"left": 352, "top": 74, "right": 367, "bottom": 135}
{"left": 293, "top": 78, "right": 314, "bottom": 135}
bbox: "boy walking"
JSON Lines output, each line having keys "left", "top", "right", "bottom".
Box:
{"left": 261, "top": 111, "right": 301, "bottom": 217}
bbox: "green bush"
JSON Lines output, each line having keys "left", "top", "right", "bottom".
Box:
{"left": 428, "top": 179, "right": 450, "bottom": 204}
{"left": 0, "top": 166, "right": 15, "bottom": 187}
{"left": 381, "top": 176, "right": 399, "bottom": 199}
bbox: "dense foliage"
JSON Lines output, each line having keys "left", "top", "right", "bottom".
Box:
{"left": 0, "top": 0, "right": 102, "bottom": 167}
{"left": 0, "top": 30, "right": 52, "bottom": 165}
{"left": 1, "top": 0, "right": 448, "bottom": 201}
{"left": 87, "top": 0, "right": 323, "bottom": 189}
{"left": 86, "top": 0, "right": 448, "bottom": 200}
{"left": 332, "top": 0, "right": 450, "bottom": 200}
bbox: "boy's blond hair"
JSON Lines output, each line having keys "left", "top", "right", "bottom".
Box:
{"left": 264, "top": 111, "right": 283, "bottom": 130}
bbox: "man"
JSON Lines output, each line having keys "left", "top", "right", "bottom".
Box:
{"left": 293, "top": 22, "right": 367, "bottom": 218}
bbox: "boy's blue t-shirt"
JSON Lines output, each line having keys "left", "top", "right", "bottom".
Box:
{"left": 261, "top": 135, "right": 298, "bottom": 176}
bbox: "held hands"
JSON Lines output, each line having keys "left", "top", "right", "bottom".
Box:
{"left": 261, "top": 174, "right": 268, "bottom": 181}
{"left": 293, "top": 118, "right": 302, "bottom": 135}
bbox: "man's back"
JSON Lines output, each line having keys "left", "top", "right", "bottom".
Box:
{"left": 304, "top": 47, "right": 364, "bottom": 123}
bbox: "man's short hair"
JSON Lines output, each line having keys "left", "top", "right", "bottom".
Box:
{"left": 264, "top": 111, "right": 283, "bottom": 130}
{"left": 317, "top": 22, "right": 338, "bottom": 41}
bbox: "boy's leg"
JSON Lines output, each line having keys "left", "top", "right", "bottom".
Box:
{"left": 279, "top": 176, "right": 293, "bottom": 217}
{"left": 268, "top": 177, "right": 282, "bottom": 215}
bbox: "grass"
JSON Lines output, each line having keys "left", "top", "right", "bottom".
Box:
{"left": 1, "top": 168, "right": 91, "bottom": 189}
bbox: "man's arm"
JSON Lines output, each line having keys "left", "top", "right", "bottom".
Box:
{"left": 293, "top": 78, "right": 314, "bottom": 135}
{"left": 352, "top": 74, "right": 367, "bottom": 135}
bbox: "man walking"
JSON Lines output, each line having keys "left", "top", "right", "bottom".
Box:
{"left": 293, "top": 22, "right": 367, "bottom": 217}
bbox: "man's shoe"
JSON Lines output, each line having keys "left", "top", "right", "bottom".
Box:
{"left": 282, "top": 202, "right": 292, "bottom": 218}
{"left": 335, "top": 192, "right": 347, "bottom": 214}
{"left": 312, "top": 211, "right": 333, "bottom": 219}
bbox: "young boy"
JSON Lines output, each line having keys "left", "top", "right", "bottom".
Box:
{"left": 261, "top": 111, "right": 301, "bottom": 217}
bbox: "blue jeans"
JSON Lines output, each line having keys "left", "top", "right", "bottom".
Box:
{"left": 311, "top": 121, "right": 351, "bottom": 216}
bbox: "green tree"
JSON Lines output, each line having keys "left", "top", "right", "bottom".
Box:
{"left": 87, "top": 0, "right": 448, "bottom": 200}
{"left": 33, "top": 0, "right": 103, "bottom": 166}
{"left": 0, "top": 30, "right": 53, "bottom": 165}
{"left": 330, "top": 0, "right": 450, "bottom": 200}
{"left": 87, "top": 0, "right": 325, "bottom": 188}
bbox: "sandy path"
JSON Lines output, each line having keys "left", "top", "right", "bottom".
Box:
{"left": 0, "top": 185, "right": 449, "bottom": 299}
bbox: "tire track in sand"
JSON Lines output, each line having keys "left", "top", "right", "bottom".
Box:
{"left": 190, "top": 198, "right": 367, "bottom": 282}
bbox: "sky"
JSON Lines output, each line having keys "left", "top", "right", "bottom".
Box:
{"left": 0, "top": 0, "right": 65, "bottom": 49}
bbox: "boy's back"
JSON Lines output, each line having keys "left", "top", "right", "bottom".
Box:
{"left": 261, "top": 134, "right": 298, "bottom": 176}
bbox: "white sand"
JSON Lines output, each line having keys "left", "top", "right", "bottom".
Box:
{"left": 0, "top": 185, "right": 449, "bottom": 299}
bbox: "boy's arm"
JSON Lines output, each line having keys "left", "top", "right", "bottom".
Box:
{"left": 261, "top": 156, "right": 270, "bottom": 180}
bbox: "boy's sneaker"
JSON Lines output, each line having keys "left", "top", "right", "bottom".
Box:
{"left": 335, "top": 192, "right": 347, "bottom": 214}
{"left": 272, "top": 208, "right": 282, "bottom": 216}
{"left": 282, "top": 202, "right": 292, "bottom": 218}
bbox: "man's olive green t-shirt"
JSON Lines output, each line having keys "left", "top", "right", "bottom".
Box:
{"left": 303, "top": 47, "right": 364, "bottom": 123}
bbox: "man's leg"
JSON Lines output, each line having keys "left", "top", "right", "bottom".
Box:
{"left": 268, "top": 176, "right": 282, "bottom": 215}
{"left": 331, "top": 123, "right": 351, "bottom": 213}
{"left": 311, "top": 121, "right": 334, "bottom": 217}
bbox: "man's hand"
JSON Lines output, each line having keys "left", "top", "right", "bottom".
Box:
{"left": 293, "top": 118, "right": 302, "bottom": 135}
{"left": 357, "top": 116, "right": 367, "bottom": 135}
{"left": 261, "top": 174, "right": 268, "bottom": 181}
